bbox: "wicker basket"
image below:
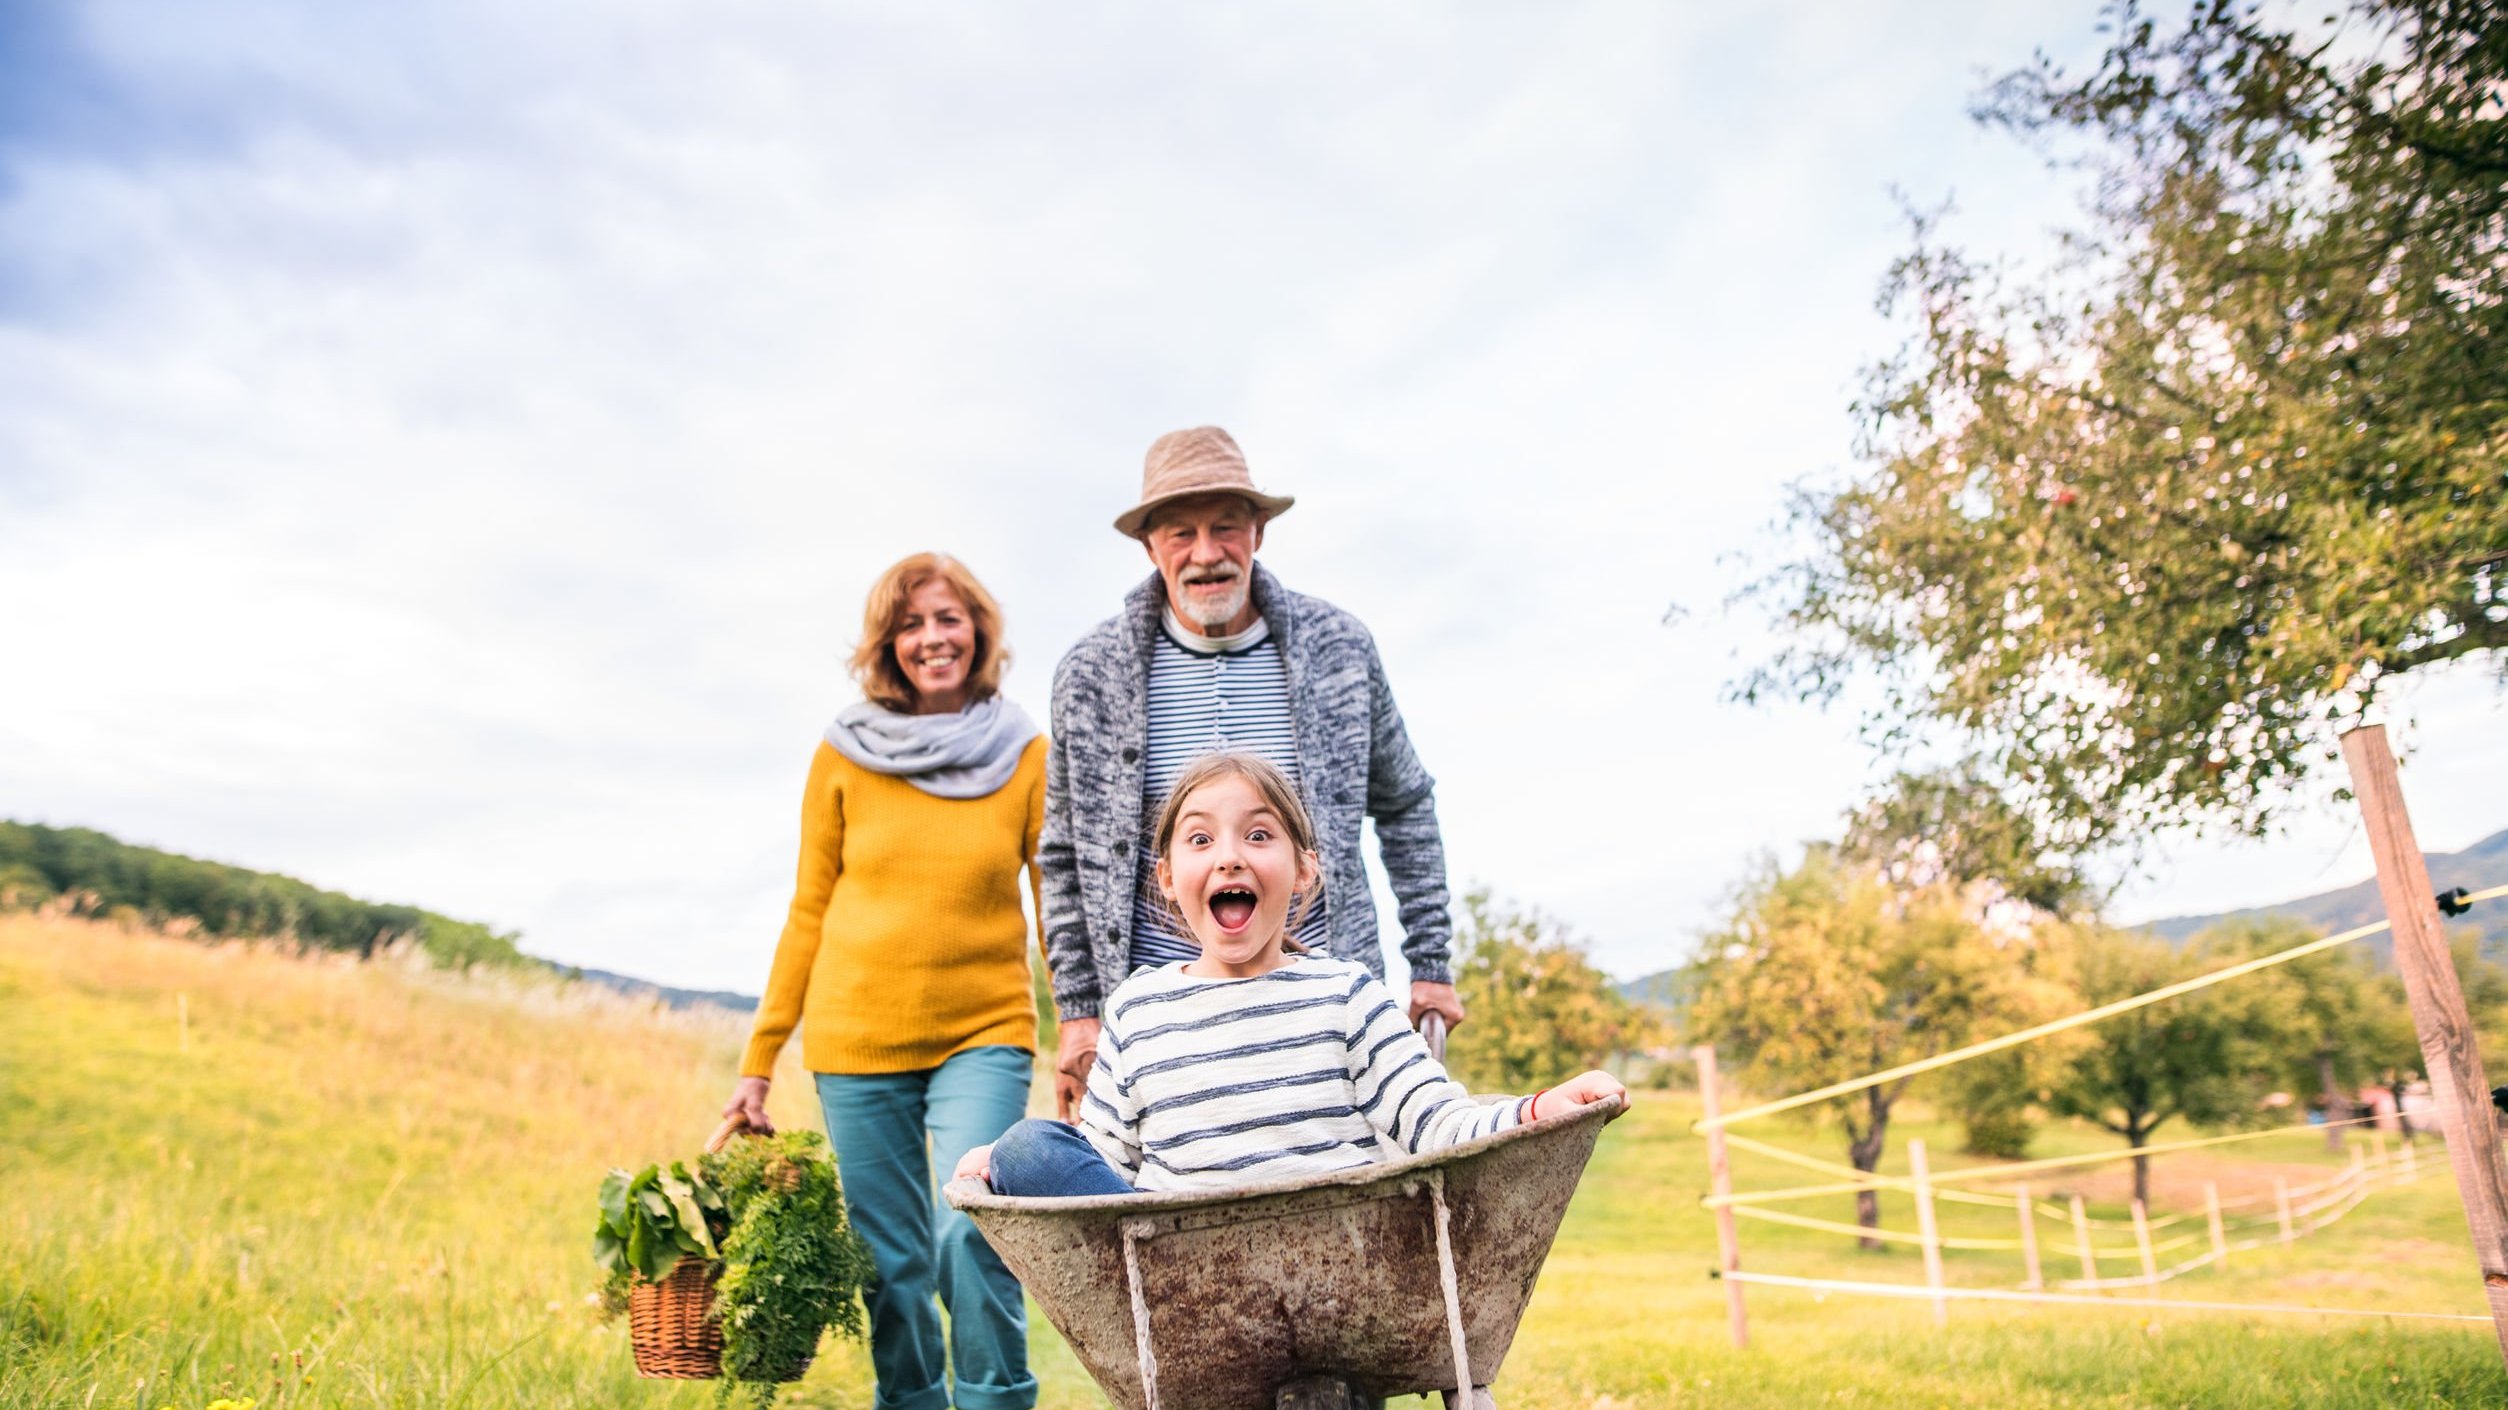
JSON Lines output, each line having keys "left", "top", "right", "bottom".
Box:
{"left": 628, "top": 1256, "right": 727, "bottom": 1378}
{"left": 624, "top": 1117, "right": 817, "bottom": 1383}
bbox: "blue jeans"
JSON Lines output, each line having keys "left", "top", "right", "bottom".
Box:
{"left": 987, "top": 1117, "right": 1135, "bottom": 1197}
{"left": 817, "top": 1046, "right": 1037, "bottom": 1410}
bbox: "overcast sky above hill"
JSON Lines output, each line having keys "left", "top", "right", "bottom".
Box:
{"left": 4, "top": 1, "right": 2502, "bottom": 991}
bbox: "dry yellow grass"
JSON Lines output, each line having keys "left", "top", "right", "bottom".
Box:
{"left": 0, "top": 910, "right": 1050, "bottom": 1408}
{"left": 8, "top": 910, "right": 2507, "bottom": 1409}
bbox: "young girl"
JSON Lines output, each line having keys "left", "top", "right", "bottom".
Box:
{"left": 955, "top": 752, "right": 1625, "bottom": 1197}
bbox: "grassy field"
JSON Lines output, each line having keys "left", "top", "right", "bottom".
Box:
{"left": 3, "top": 911, "right": 2503, "bottom": 1409}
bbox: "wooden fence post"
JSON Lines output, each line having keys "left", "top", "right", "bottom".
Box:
{"left": 2130, "top": 1199, "right": 2159, "bottom": 1284}
{"left": 2015, "top": 1182, "right": 2042, "bottom": 1291}
{"left": 1693, "top": 1046, "right": 1749, "bottom": 1350}
{"left": 2344, "top": 725, "right": 2508, "bottom": 1367}
{"left": 2372, "top": 1130, "right": 2392, "bottom": 1177}
{"left": 2070, "top": 1194, "right": 2097, "bottom": 1286}
{"left": 1909, "top": 1139, "right": 1946, "bottom": 1326}
{"left": 2274, "top": 1179, "right": 2295, "bottom": 1243}
{"left": 2403, "top": 1135, "right": 2421, "bottom": 1179}
{"left": 2204, "top": 1183, "right": 2227, "bottom": 1267}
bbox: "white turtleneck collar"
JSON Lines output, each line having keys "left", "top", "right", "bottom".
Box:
{"left": 1162, "top": 606, "right": 1271, "bottom": 655}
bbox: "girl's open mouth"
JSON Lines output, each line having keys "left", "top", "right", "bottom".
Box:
{"left": 1209, "top": 888, "right": 1257, "bottom": 933}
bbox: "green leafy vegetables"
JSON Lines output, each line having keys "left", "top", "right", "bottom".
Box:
{"left": 593, "top": 1129, "right": 873, "bottom": 1403}
{"left": 706, "top": 1129, "right": 874, "bottom": 1390}
{"left": 595, "top": 1160, "right": 725, "bottom": 1284}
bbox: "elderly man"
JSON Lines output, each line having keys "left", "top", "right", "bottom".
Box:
{"left": 1038, "top": 425, "right": 1466, "bottom": 1116}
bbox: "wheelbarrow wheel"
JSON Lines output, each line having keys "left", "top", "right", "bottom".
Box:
{"left": 1274, "top": 1374, "right": 1380, "bottom": 1409}
{"left": 1267, "top": 1376, "right": 1493, "bottom": 1409}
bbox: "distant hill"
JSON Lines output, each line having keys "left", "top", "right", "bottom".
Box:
{"left": 1613, "top": 826, "right": 2508, "bottom": 1006}
{"left": 2138, "top": 826, "right": 2508, "bottom": 965}
{"left": 0, "top": 820, "right": 527, "bottom": 969}
{"left": 0, "top": 819, "right": 762, "bottom": 1010}
{"left": 1620, "top": 966, "right": 1692, "bottom": 1011}
{"left": 555, "top": 962, "right": 757, "bottom": 1013}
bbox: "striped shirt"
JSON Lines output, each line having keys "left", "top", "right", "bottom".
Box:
{"left": 1130, "top": 612, "right": 1330, "bottom": 969}
{"left": 1079, "top": 957, "right": 1528, "bottom": 1193}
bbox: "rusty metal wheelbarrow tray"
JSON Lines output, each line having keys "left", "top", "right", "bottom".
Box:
{"left": 944, "top": 1095, "right": 1620, "bottom": 1410}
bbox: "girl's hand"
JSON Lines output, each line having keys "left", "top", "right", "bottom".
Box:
{"left": 722, "top": 1076, "right": 774, "bottom": 1135}
{"left": 1532, "top": 1071, "right": 1629, "bottom": 1122}
{"left": 954, "top": 1143, "right": 995, "bottom": 1185}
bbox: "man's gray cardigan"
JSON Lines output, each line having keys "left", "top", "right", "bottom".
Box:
{"left": 1039, "top": 564, "right": 1453, "bottom": 1020}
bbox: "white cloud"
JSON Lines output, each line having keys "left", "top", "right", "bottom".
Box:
{"left": 8, "top": 0, "right": 2489, "bottom": 993}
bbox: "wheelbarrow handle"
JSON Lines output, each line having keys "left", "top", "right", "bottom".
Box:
{"left": 1417, "top": 1009, "right": 1447, "bottom": 1063}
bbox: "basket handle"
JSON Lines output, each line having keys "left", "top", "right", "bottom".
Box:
{"left": 705, "top": 1115, "right": 759, "bottom": 1154}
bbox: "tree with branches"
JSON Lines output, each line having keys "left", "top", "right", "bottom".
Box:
{"left": 1688, "top": 851, "right": 2066, "bottom": 1245}
{"left": 1447, "top": 890, "right": 1658, "bottom": 1091}
{"left": 2042, "top": 926, "right": 2284, "bottom": 1204}
{"left": 1738, "top": 0, "right": 2508, "bottom": 851}
{"left": 2210, "top": 915, "right": 2416, "bottom": 1149}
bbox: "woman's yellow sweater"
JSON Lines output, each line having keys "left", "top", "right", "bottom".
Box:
{"left": 741, "top": 735, "right": 1048, "bottom": 1078}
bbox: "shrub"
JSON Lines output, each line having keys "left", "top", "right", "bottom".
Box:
{"left": 1448, "top": 889, "right": 1655, "bottom": 1091}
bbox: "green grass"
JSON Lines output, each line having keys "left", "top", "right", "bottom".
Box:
{"left": 3, "top": 912, "right": 2502, "bottom": 1408}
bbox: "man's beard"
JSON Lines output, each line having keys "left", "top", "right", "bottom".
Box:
{"left": 1179, "top": 571, "right": 1250, "bottom": 630}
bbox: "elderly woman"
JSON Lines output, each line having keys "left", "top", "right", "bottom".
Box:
{"left": 723, "top": 552, "right": 1045, "bottom": 1410}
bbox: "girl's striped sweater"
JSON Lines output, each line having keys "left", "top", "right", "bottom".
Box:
{"left": 1078, "top": 956, "right": 1527, "bottom": 1192}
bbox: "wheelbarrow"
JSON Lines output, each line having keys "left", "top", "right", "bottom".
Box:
{"left": 944, "top": 1062, "right": 1619, "bottom": 1410}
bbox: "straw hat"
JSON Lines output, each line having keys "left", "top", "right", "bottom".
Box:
{"left": 1113, "top": 427, "right": 1296, "bottom": 539}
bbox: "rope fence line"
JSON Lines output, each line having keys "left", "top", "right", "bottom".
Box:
{"left": 2291, "top": 1170, "right": 2379, "bottom": 1222}
{"left": 1730, "top": 1204, "right": 2031, "bottom": 1252}
{"left": 1718, "top": 1133, "right": 2027, "bottom": 1213}
{"left": 1720, "top": 1124, "right": 2378, "bottom": 1229}
{"left": 1707, "top": 1114, "right": 2406, "bottom": 1210}
{"left": 1730, "top": 1203, "right": 2208, "bottom": 1258}
{"left": 1723, "top": 1137, "right": 2429, "bottom": 1276}
{"left": 1718, "top": 1270, "right": 2494, "bottom": 1325}
{"left": 1684, "top": 781, "right": 2507, "bottom": 1348}
{"left": 1726, "top": 1120, "right": 2401, "bottom": 1227}
{"left": 1693, "top": 883, "right": 2508, "bottom": 1134}
{"left": 2053, "top": 1166, "right": 2428, "bottom": 1289}
{"left": 2199, "top": 1158, "right": 2360, "bottom": 1215}
{"left": 1719, "top": 1131, "right": 2144, "bottom": 1222}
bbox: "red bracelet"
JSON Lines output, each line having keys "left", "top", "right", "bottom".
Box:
{"left": 1529, "top": 1088, "right": 1552, "bottom": 1121}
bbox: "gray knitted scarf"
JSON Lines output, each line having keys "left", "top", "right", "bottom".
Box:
{"left": 823, "top": 694, "right": 1039, "bottom": 799}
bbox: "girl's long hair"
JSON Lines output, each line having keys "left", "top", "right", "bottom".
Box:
{"left": 1149, "top": 752, "right": 1325, "bottom": 950}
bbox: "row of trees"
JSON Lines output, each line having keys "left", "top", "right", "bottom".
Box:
{"left": 1685, "top": 838, "right": 2480, "bottom": 1231}
{"left": 1434, "top": 834, "right": 2455, "bottom": 1242}
{"left": 0, "top": 821, "right": 527, "bottom": 970}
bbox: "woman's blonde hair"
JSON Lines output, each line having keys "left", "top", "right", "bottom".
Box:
{"left": 850, "top": 553, "right": 1011, "bottom": 712}
{"left": 1149, "top": 752, "right": 1325, "bottom": 950}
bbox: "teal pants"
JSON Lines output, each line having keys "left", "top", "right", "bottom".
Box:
{"left": 817, "top": 1046, "right": 1037, "bottom": 1410}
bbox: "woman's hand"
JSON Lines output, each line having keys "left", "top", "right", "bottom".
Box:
{"left": 954, "top": 1143, "right": 995, "bottom": 1186}
{"left": 1531, "top": 1071, "right": 1629, "bottom": 1123}
{"left": 722, "top": 1076, "right": 774, "bottom": 1135}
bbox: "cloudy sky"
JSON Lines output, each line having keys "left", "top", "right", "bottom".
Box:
{"left": 5, "top": 1, "right": 2501, "bottom": 992}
